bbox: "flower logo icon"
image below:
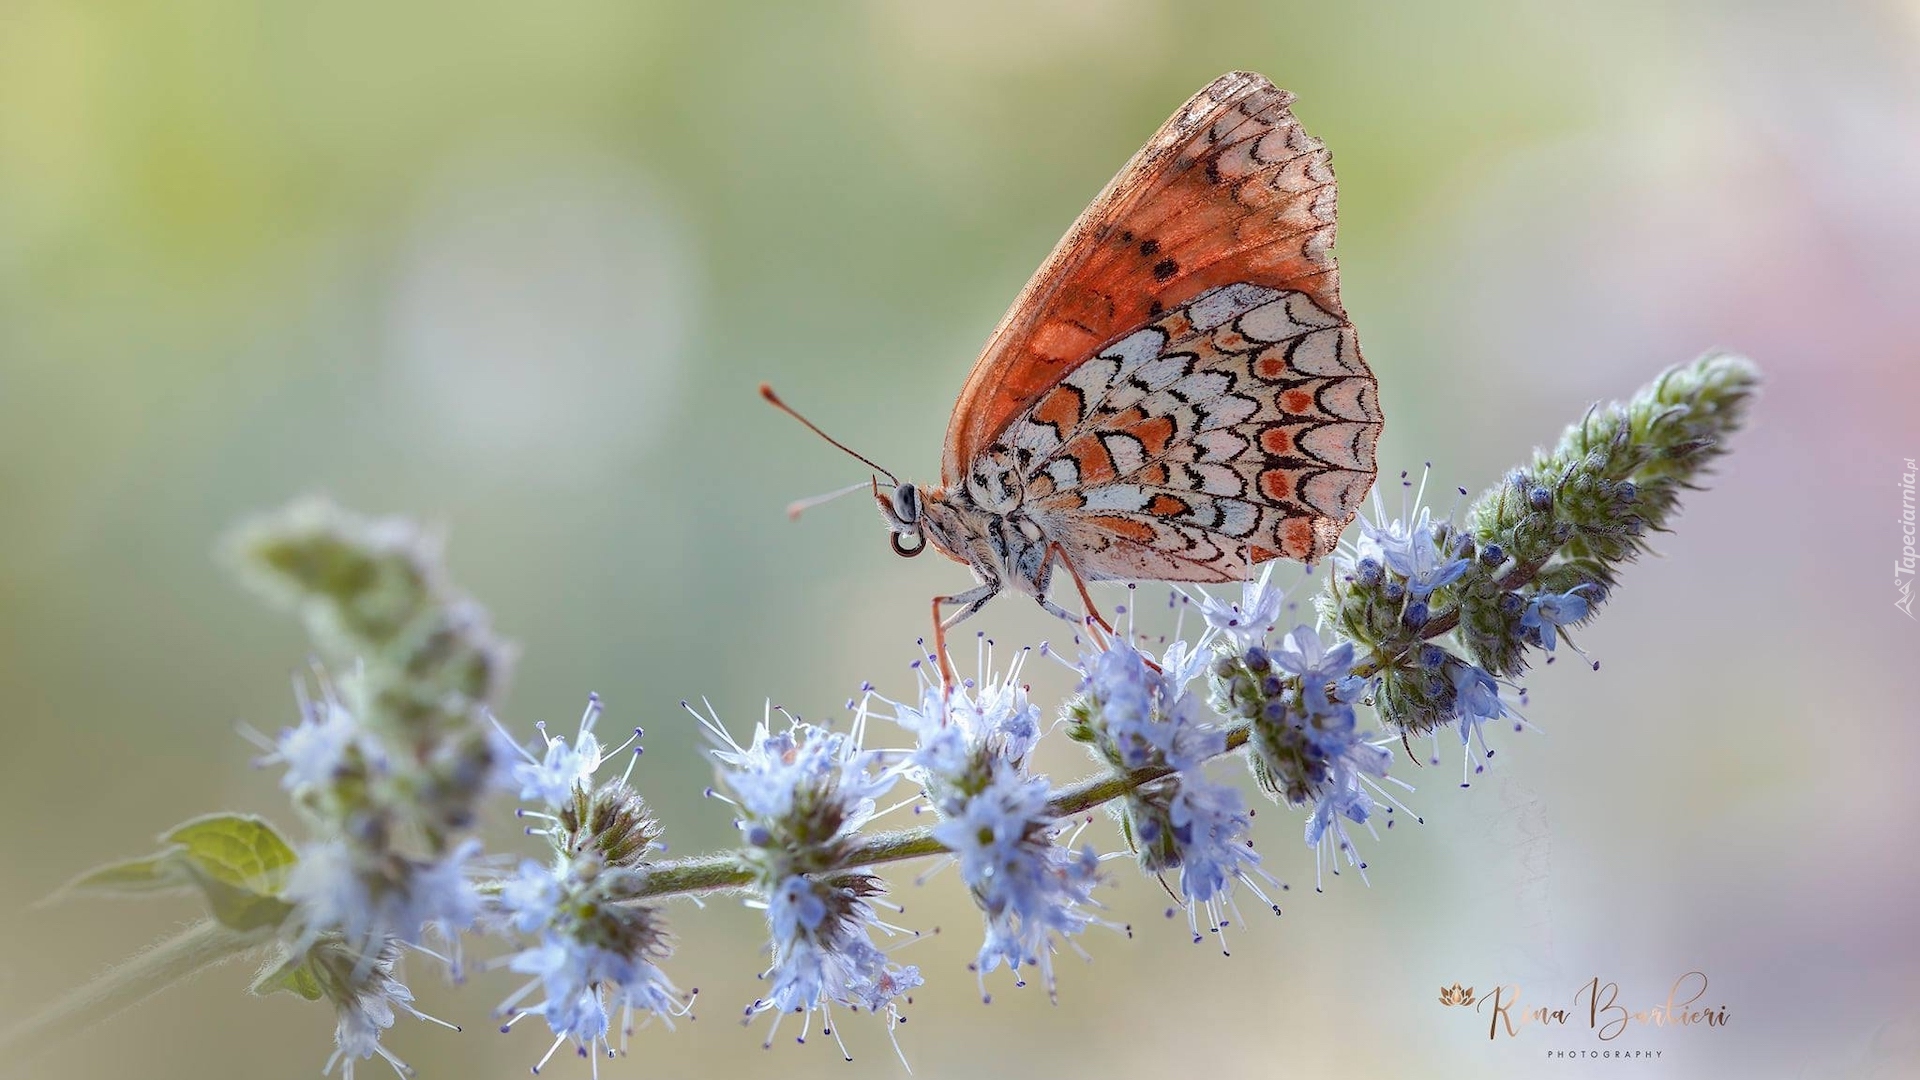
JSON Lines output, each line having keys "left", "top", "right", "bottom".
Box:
{"left": 1439, "top": 983, "right": 1475, "bottom": 1007}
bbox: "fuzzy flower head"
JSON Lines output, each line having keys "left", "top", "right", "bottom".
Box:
{"left": 307, "top": 939, "right": 457, "bottom": 1080}
{"left": 878, "top": 640, "right": 1113, "bottom": 1001}
{"left": 494, "top": 861, "right": 689, "bottom": 1074}
{"left": 698, "top": 702, "right": 904, "bottom": 878}
{"left": 1068, "top": 639, "right": 1281, "bottom": 948}
{"left": 749, "top": 873, "right": 923, "bottom": 1060}
{"left": 694, "top": 701, "right": 919, "bottom": 1058}
{"left": 490, "top": 699, "right": 690, "bottom": 1075}
{"left": 265, "top": 681, "right": 368, "bottom": 797}
{"left": 888, "top": 638, "right": 1041, "bottom": 803}
{"left": 505, "top": 697, "right": 656, "bottom": 871}
{"left": 1069, "top": 639, "right": 1221, "bottom": 773}
{"left": 930, "top": 769, "right": 1106, "bottom": 1002}
{"left": 1204, "top": 610, "right": 1419, "bottom": 890}
{"left": 285, "top": 837, "right": 482, "bottom": 972}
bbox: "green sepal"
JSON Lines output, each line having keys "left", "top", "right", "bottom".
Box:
{"left": 250, "top": 946, "right": 326, "bottom": 1001}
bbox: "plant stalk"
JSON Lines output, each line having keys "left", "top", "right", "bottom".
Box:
{"left": 0, "top": 919, "right": 265, "bottom": 1072}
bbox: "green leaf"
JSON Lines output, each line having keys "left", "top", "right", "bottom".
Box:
{"left": 46, "top": 813, "right": 300, "bottom": 931}
{"left": 178, "top": 862, "right": 299, "bottom": 930}
{"left": 250, "top": 949, "right": 325, "bottom": 1001}
{"left": 163, "top": 814, "right": 298, "bottom": 897}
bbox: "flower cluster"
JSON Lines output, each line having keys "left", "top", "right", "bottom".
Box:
{"left": 1205, "top": 570, "right": 1415, "bottom": 888}
{"left": 35, "top": 355, "right": 1759, "bottom": 1079}
{"left": 490, "top": 696, "right": 690, "bottom": 1074}
{"left": 1067, "top": 635, "right": 1283, "bottom": 946}
{"left": 230, "top": 499, "right": 515, "bottom": 1075}
{"left": 887, "top": 643, "right": 1109, "bottom": 1000}
{"left": 698, "top": 704, "right": 922, "bottom": 1056}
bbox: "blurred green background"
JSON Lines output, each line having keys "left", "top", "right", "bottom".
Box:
{"left": 3, "top": 1, "right": 1917, "bottom": 1078}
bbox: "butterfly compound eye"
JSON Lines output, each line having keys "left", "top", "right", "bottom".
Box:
{"left": 887, "top": 483, "right": 925, "bottom": 557}
{"left": 891, "top": 483, "right": 921, "bottom": 526}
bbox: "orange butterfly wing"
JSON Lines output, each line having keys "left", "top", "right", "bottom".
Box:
{"left": 941, "top": 72, "right": 1378, "bottom": 575}
{"left": 944, "top": 71, "right": 1353, "bottom": 484}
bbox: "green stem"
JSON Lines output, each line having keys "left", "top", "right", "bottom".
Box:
{"left": 623, "top": 725, "right": 1263, "bottom": 901}
{"left": 0, "top": 919, "right": 265, "bottom": 1072}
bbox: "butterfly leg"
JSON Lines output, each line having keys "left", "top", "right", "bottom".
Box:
{"left": 930, "top": 582, "right": 999, "bottom": 690}
{"left": 1037, "top": 541, "right": 1116, "bottom": 641}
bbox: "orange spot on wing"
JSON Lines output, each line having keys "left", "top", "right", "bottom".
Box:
{"left": 1259, "top": 426, "right": 1294, "bottom": 455}
{"left": 1148, "top": 494, "right": 1189, "bottom": 517}
{"left": 1032, "top": 386, "right": 1083, "bottom": 433}
{"left": 1091, "top": 515, "right": 1157, "bottom": 544}
{"left": 1259, "top": 469, "right": 1295, "bottom": 501}
{"left": 1280, "top": 388, "right": 1315, "bottom": 414}
{"left": 1248, "top": 544, "right": 1281, "bottom": 562}
{"left": 1065, "top": 433, "right": 1118, "bottom": 486}
{"left": 1127, "top": 414, "right": 1177, "bottom": 457}
{"left": 1032, "top": 320, "right": 1100, "bottom": 361}
{"left": 1281, "top": 517, "right": 1317, "bottom": 557}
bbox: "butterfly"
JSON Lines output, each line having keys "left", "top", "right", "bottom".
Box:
{"left": 766, "top": 72, "right": 1381, "bottom": 683}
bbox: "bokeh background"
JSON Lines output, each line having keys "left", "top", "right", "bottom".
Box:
{"left": 3, "top": 2, "right": 1917, "bottom": 1078}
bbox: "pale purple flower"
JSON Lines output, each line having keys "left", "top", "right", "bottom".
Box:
{"left": 750, "top": 874, "right": 922, "bottom": 1058}
{"left": 507, "top": 695, "right": 612, "bottom": 808}
{"left": 1443, "top": 661, "right": 1534, "bottom": 787}
{"left": 703, "top": 707, "right": 900, "bottom": 837}
{"left": 1080, "top": 641, "right": 1223, "bottom": 772}
{"left": 1270, "top": 624, "right": 1364, "bottom": 721}
{"left": 497, "top": 902, "right": 684, "bottom": 1075}
{"left": 1200, "top": 564, "right": 1286, "bottom": 649}
{"left": 497, "top": 860, "right": 561, "bottom": 934}
{"left": 883, "top": 646, "right": 1110, "bottom": 1001}
{"left": 891, "top": 644, "right": 1041, "bottom": 784}
{"left": 1349, "top": 505, "right": 1470, "bottom": 598}
{"left": 286, "top": 838, "right": 481, "bottom": 964}
{"left": 1300, "top": 736, "right": 1407, "bottom": 890}
{"left": 268, "top": 697, "right": 365, "bottom": 794}
{"left": 491, "top": 701, "right": 686, "bottom": 1072}
{"left": 1519, "top": 587, "right": 1593, "bottom": 653}
{"left": 1162, "top": 777, "right": 1259, "bottom": 905}
{"left": 929, "top": 763, "right": 1104, "bottom": 1001}
{"left": 698, "top": 703, "right": 918, "bottom": 1057}
{"left": 320, "top": 943, "right": 456, "bottom": 1080}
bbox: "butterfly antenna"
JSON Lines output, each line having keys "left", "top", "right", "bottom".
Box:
{"left": 785, "top": 481, "right": 870, "bottom": 522}
{"left": 760, "top": 383, "right": 899, "bottom": 485}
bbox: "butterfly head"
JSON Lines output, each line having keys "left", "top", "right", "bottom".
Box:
{"left": 876, "top": 480, "right": 970, "bottom": 567}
